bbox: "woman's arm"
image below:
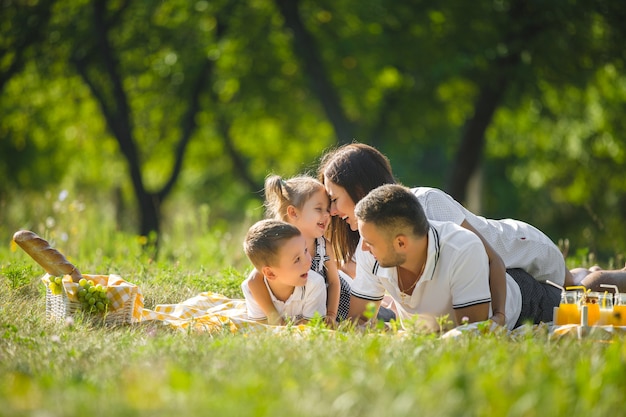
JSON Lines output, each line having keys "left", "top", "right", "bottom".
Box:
{"left": 454, "top": 303, "right": 490, "bottom": 327}
{"left": 246, "top": 269, "right": 285, "bottom": 325}
{"left": 340, "top": 259, "right": 356, "bottom": 279}
{"left": 460, "top": 220, "right": 507, "bottom": 326}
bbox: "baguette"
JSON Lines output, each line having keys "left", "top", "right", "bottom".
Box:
{"left": 13, "top": 230, "right": 83, "bottom": 282}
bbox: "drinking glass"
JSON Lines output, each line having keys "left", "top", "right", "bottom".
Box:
{"left": 596, "top": 292, "right": 615, "bottom": 325}
{"left": 584, "top": 292, "right": 601, "bottom": 325}
{"left": 614, "top": 293, "right": 626, "bottom": 326}
{"left": 556, "top": 291, "right": 581, "bottom": 325}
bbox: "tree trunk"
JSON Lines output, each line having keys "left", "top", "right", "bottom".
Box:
{"left": 446, "top": 0, "right": 542, "bottom": 204}
{"left": 446, "top": 76, "right": 509, "bottom": 203}
{"left": 72, "top": 0, "right": 235, "bottom": 252}
{"left": 80, "top": 0, "right": 159, "bottom": 240}
{"left": 274, "top": 0, "right": 355, "bottom": 145}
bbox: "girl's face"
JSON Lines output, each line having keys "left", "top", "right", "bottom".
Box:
{"left": 323, "top": 177, "right": 358, "bottom": 231}
{"left": 290, "top": 188, "right": 331, "bottom": 239}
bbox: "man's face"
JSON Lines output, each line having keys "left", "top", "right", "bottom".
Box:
{"left": 269, "top": 235, "right": 312, "bottom": 287}
{"left": 358, "top": 220, "right": 405, "bottom": 268}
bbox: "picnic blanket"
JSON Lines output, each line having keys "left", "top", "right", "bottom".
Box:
{"left": 138, "top": 291, "right": 626, "bottom": 339}
{"left": 45, "top": 274, "right": 626, "bottom": 339}
{"left": 140, "top": 292, "right": 296, "bottom": 333}
{"left": 441, "top": 320, "right": 626, "bottom": 341}
{"left": 549, "top": 323, "right": 626, "bottom": 340}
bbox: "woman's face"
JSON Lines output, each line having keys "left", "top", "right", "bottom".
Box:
{"left": 324, "top": 176, "right": 358, "bottom": 231}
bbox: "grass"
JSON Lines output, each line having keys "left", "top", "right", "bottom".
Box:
{"left": 2, "top": 292, "right": 625, "bottom": 417}
{"left": 1, "top": 194, "right": 626, "bottom": 416}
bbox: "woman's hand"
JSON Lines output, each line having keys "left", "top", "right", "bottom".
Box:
{"left": 489, "top": 311, "right": 506, "bottom": 326}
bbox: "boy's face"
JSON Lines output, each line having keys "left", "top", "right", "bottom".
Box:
{"left": 265, "top": 235, "right": 312, "bottom": 287}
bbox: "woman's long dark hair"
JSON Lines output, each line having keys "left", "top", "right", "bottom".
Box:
{"left": 317, "top": 142, "right": 397, "bottom": 265}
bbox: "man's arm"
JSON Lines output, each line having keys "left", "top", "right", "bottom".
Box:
{"left": 347, "top": 240, "right": 386, "bottom": 325}
{"left": 418, "top": 188, "right": 506, "bottom": 326}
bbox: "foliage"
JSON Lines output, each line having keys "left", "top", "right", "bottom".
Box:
{"left": 487, "top": 64, "right": 626, "bottom": 260}
{"left": 2, "top": 0, "right": 626, "bottom": 263}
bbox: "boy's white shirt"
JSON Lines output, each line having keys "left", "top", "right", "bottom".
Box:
{"left": 242, "top": 270, "right": 327, "bottom": 322}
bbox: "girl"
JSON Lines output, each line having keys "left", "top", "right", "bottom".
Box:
{"left": 246, "top": 174, "right": 351, "bottom": 325}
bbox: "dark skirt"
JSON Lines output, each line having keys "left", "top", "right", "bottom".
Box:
{"left": 337, "top": 273, "right": 352, "bottom": 322}
{"left": 335, "top": 270, "right": 395, "bottom": 322}
{"left": 507, "top": 268, "right": 561, "bottom": 328}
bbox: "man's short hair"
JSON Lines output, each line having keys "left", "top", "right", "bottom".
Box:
{"left": 243, "top": 219, "right": 302, "bottom": 270}
{"left": 354, "top": 184, "right": 429, "bottom": 237}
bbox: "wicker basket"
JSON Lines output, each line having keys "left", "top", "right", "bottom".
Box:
{"left": 43, "top": 274, "right": 138, "bottom": 326}
{"left": 12, "top": 230, "right": 141, "bottom": 325}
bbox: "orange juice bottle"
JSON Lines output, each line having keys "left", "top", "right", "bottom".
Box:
{"left": 586, "top": 305, "right": 600, "bottom": 325}
{"left": 598, "top": 308, "right": 614, "bottom": 325}
{"left": 584, "top": 292, "right": 601, "bottom": 325}
{"left": 613, "top": 305, "right": 626, "bottom": 326}
{"left": 614, "top": 293, "right": 626, "bottom": 326}
{"left": 556, "top": 303, "right": 580, "bottom": 325}
{"left": 556, "top": 291, "right": 581, "bottom": 325}
{"left": 596, "top": 293, "right": 614, "bottom": 325}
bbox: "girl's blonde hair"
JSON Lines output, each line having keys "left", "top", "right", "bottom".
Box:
{"left": 264, "top": 174, "right": 325, "bottom": 222}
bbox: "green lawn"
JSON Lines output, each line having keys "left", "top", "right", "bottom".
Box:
{"left": 2, "top": 222, "right": 625, "bottom": 417}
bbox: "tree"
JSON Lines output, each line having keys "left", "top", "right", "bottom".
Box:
{"left": 0, "top": 0, "right": 55, "bottom": 92}
{"left": 68, "top": 0, "right": 223, "bottom": 246}
{"left": 2, "top": 0, "right": 626, "bottom": 261}
{"left": 3, "top": 0, "right": 338, "bottom": 248}
{"left": 274, "top": 0, "right": 355, "bottom": 144}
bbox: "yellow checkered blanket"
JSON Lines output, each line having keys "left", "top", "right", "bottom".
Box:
{"left": 47, "top": 274, "right": 626, "bottom": 339}
{"left": 141, "top": 292, "right": 276, "bottom": 333}
{"left": 44, "top": 273, "right": 306, "bottom": 333}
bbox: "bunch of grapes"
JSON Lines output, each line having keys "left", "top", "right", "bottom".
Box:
{"left": 48, "top": 276, "right": 65, "bottom": 296}
{"left": 77, "top": 278, "right": 110, "bottom": 312}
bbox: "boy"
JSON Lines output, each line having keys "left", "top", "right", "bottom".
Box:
{"left": 242, "top": 219, "right": 327, "bottom": 324}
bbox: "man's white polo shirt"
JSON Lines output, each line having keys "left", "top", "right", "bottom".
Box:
{"left": 352, "top": 220, "right": 522, "bottom": 330}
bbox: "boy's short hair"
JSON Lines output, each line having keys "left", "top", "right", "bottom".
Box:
{"left": 243, "top": 219, "right": 302, "bottom": 270}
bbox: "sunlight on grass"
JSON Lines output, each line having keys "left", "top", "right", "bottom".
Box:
{"left": 2, "top": 192, "right": 626, "bottom": 416}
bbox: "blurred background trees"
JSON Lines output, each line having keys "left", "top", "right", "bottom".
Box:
{"left": 2, "top": 0, "right": 625, "bottom": 264}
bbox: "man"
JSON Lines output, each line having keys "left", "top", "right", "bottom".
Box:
{"left": 350, "top": 184, "right": 560, "bottom": 331}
